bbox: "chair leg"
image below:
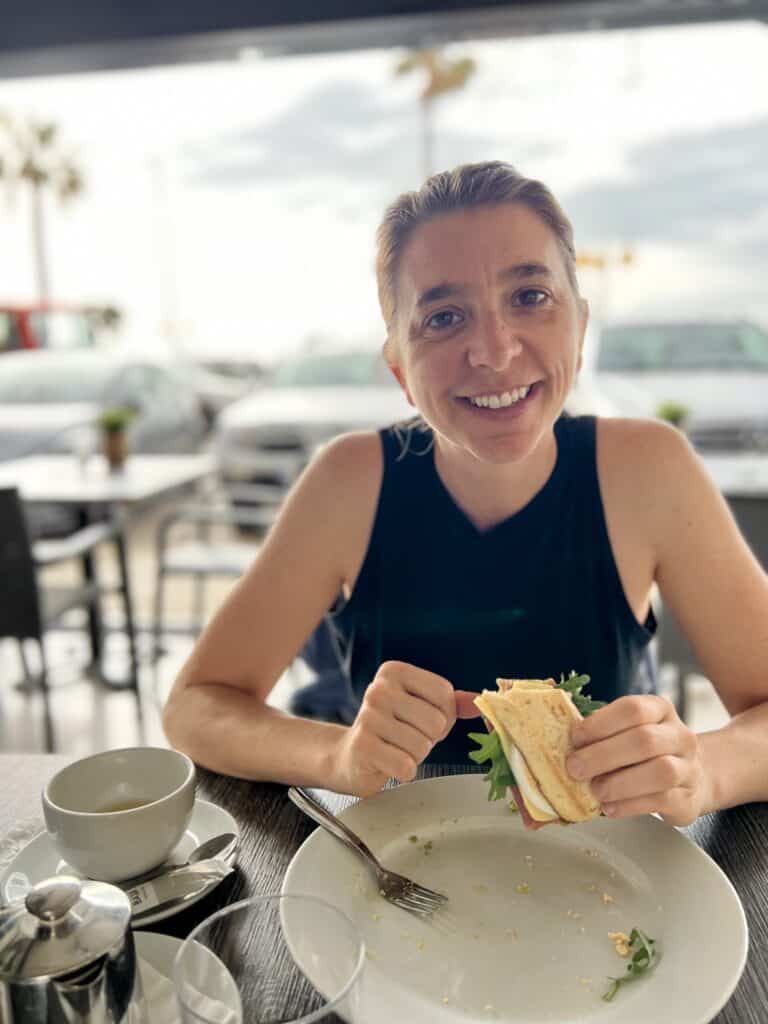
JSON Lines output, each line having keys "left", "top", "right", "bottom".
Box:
{"left": 80, "top": 533, "right": 104, "bottom": 669}
{"left": 192, "top": 572, "right": 206, "bottom": 633}
{"left": 17, "top": 638, "right": 33, "bottom": 686}
{"left": 673, "top": 667, "right": 689, "bottom": 723}
{"left": 153, "top": 569, "right": 167, "bottom": 663}
{"left": 114, "top": 529, "right": 143, "bottom": 738}
{"left": 23, "top": 638, "right": 55, "bottom": 753}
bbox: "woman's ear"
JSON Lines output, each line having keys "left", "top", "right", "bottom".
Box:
{"left": 382, "top": 337, "right": 415, "bottom": 406}
{"left": 576, "top": 298, "right": 589, "bottom": 373}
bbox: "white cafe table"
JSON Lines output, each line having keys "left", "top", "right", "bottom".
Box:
{"left": 0, "top": 453, "right": 214, "bottom": 691}
{"left": 0, "top": 453, "right": 213, "bottom": 506}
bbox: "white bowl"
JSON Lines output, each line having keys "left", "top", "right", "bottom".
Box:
{"left": 42, "top": 747, "right": 196, "bottom": 882}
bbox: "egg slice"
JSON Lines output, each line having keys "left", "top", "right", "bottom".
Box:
{"left": 510, "top": 746, "right": 559, "bottom": 822}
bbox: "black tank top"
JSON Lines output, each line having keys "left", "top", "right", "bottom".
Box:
{"left": 329, "top": 414, "right": 656, "bottom": 764}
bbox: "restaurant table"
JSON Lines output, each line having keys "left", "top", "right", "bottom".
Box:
{"left": 0, "top": 453, "right": 213, "bottom": 690}
{"left": 1, "top": 754, "right": 767, "bottom": 1023}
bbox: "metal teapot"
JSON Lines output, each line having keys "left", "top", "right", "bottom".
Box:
{"left": 0, "top": 875, "right": 146, "bottom": 1024}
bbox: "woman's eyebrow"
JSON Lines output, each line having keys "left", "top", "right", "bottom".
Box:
{"left": 416, "top": 263, "right": 554, "bottom": 308}
{"left": 498, "top": 262, "right": 554, "bottom": 281}
{"left": 416, "top": 282, "right": 463, "bottom": 308}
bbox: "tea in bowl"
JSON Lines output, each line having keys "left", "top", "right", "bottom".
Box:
{"left": 42, "top": 746, "right": 196, "bottom": 882}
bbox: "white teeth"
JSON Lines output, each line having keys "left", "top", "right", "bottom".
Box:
{"left": 469, "top": 385, "right": 532, "bottom": 409}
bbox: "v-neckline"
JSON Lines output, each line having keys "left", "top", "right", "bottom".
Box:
{"left": 426, "top": 417, "right": 571, "bottom": 540}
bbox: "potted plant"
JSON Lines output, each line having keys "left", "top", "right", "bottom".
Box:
{"left": 98, "top": 407, "right": 136, "bottom": 471}
{"left": 656, "top": 400, "right": 690, "bottom": 431}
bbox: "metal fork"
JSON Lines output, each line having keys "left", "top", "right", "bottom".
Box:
{"left": 287, "top": 786, "right": 449, "bottom": 918}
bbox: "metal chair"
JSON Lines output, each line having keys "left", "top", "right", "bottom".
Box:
{"left": 0, "top": 487, "right": 130, "bottom": 751}
{"left": 657, "top": 494, "right": 767, "bottom": 721}
{"left": 152, "top": 483, "right": 283, "bottom": 658}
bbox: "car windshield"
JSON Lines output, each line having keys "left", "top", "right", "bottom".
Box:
{"left": 269, "top": 351, "right": 396, "bottom": 388}
{"left": 0, "top": 362, "right": 111, "bottom": 403}
{"left": 597, "top": 323, "right": 768, "bottom": 372}
{"left": 29, "top": 311, "right": 95, "bottom": 350}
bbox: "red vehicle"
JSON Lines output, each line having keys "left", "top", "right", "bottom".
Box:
{"left": 0, "top": 303, "right": 97, "bottom": 353}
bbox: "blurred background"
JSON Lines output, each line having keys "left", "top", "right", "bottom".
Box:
{"left": 3, "top": 0, "right": 767, "bottom": 753}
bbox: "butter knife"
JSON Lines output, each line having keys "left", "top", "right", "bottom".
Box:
{"left": 127, "top": 858, "right": 235, "bottom": 923}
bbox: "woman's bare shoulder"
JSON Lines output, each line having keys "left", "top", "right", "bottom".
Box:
{"left": 596, "top": 416, "right": 693, "bottom": 482}
{"left": 310, "top": 429, "right": 383, "bottom": 494}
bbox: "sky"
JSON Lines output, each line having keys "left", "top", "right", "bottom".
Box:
{"left": 1, "top": 19, "right": 767, "bottom": 364}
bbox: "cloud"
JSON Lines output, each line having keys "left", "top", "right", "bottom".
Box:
{"left": 564, "top": 117, "right": 768, "bottom": 246}
{"left": 180, "top": 78, "right": 559, "bottom": 191}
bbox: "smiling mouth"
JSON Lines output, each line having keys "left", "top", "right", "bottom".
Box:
{"left": 458, "top": 380, "right": 543, "bottom": 409}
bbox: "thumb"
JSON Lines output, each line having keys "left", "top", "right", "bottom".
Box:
{"left": 454, "top": 690, "right": 481, "bottom": 720}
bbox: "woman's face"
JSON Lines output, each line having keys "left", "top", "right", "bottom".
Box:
{"left": 387, "top": 203, "right": 588, "bottom": 466}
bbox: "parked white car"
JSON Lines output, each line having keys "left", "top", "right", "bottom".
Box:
{"left": 188, "top": 353, "right": 266, "bottom": 427}
{"left": 593, "top": 320, "right": 768, "bottom": 451}
{"left": 216, "top": 349, "right": 412, "bottom": 501}
{"left": 215, "top": 346, "right": 653, "bottom": 517}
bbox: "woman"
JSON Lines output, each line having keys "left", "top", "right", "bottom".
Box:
{"left": 164, "top": 161, "right": 768, "bottom": 826}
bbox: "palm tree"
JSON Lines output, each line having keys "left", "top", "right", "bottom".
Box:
{"left": 395, "top": 48, "right": 477, "bottom": 178}
{"left": 0, "top": 112, "right": 84, "bottom": 303}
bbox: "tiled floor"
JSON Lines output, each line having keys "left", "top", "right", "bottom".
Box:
{"left": 0, "top": 630, "right": 311, "bottom": 756}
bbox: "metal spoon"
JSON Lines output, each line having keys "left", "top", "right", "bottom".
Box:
{"left": 116, "top": 831, "right": 238, "bottom": 889}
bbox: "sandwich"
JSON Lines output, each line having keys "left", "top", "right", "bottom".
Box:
{"left": 468, "top": 672, "right": 605, "bottom": 829}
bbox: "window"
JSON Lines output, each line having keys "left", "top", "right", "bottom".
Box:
{"left": 29, "top": 311, "right": 95, "bottom": 350}
{"left": 270, "top": 351, "right": 396, "bottom": 388}
{"left": 597, "top": 323, "right": 768, "bottom": 373}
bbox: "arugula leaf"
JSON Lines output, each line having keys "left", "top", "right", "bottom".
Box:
{"left": 555, "top": 670, "right": 606, "bottom": 717}
{"left": 602, "top": 928, "right": 659, "bottom": 1002}
{"left": 467, "top": 730, "right": 516, "bottom": 801}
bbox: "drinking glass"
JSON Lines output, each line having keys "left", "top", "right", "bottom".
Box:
{"left": 173, "top": 893, "right": 365, "bottom": 1024}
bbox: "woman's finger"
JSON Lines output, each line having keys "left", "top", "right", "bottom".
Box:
{"left": 601, "top": 787, "right": 698, "bottom": 827}
{"left": 590, "top": 754, "right": 690, "bottom": 804}
{"left": 348, "top": 721, "right": 419, "bottom": 783}
{"left": 454, "top": 690, "right": 481, "bottom": 720}
{"left": 571, "top": 694, "right": 674, "bottom": 749}
{"left": 365, "top": 681, "right": 449, "bottom": 740}
{"left": 380, "top": 661, "right": 458, "bottom": 720}
{"left": 567, "top": 721, "right": 682, "bottom": 781}
{"left": 358, "top": 705, "right": 434, "bottom": 763}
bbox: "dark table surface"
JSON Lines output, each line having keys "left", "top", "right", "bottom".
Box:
{"left": 2, "top": 754, "right": 767, "bottom": 1023}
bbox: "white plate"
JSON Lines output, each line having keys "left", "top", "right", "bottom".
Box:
{"left": 135, "top": 931, "right": 241, "bottom": 1023}
{"left": 282, "top": 774, "right": 748, "bottom": 1024}
{"left": 0, "top": 798, "right": 239, "bottom": 926}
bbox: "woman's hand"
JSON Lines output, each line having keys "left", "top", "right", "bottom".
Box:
{"left": 566, "top": 695, "right": 713, "bottom": 827}
{"left": 332, "top": 661, "right": 478, "bottom": 798}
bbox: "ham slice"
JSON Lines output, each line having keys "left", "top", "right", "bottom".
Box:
{"left": 509, "top": 785, "right": 562, "bottom": 831}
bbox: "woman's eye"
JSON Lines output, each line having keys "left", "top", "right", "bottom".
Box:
{"left": 514, "top": 288, "right": 549, "bottom": 307}
{"left": 425, "top": 309, "right": 463, "bottom": 331}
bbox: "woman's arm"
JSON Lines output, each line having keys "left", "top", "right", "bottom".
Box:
{"left": 571, "top": 419, "right": 768, "bottom": 822}
{"left": 649, "top": 423, "right": 768, "bottom": 810}
{"left": 162, "top": 432, "right": 381, "bottom": 788}
{"left": 163, "top": 432, "right": 474, "bottom": 795}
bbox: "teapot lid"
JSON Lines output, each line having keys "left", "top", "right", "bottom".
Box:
{"left": 0, "top": 875, "right": 131, "bottom": 981}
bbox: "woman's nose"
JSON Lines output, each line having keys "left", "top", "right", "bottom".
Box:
{"left": 466, "top": 314, "right": 523, "bottom": 370}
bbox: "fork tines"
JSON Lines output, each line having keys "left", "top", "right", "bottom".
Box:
{"left": 395, "top": 884, "right": 448, "bottom": 915}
